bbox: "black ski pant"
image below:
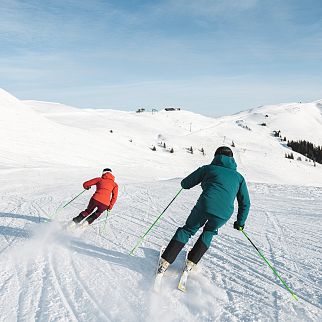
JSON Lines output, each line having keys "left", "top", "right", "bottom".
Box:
{"left": 162, "top": 207, "right": 227, "bottom": 264}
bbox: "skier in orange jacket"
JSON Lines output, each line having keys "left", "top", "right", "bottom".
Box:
{"left": 72, "top": 168, "right": 118, "bottom": 225}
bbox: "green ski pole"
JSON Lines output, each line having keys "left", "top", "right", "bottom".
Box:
{"left": 50, "top": 190, "right": 86, "bottom": 220}
{"left": 100, "top": 210, "right": 110, "bottom": 235}
{"left": 130, "top": 188, "right": 183, "bottom": 255}
{"left": 62, "top": 189, "right": 86, "bottom": 209}
{"left": 49, "top": 199, "right": 65, "bottom": 219}
{"left": 241, "top": 229, "right": 298, "bottom": 300}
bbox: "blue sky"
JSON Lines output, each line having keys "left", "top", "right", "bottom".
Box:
{"left": 1, "top": 0, "right": 322, "bottom": 116}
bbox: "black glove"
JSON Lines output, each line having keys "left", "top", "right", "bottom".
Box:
{"left": 85, "top": 187, "right": 90, "bottom": 190}
{"left": 234, "top": 221, "right": 244, "bottom": 231}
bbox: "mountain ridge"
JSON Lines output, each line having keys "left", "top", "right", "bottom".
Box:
{"left": 1, "top": 88, "right": 321, "bottom": 186}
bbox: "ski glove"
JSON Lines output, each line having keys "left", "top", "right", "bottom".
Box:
{"left": 234, "top": 221, "right": 244, "bottom": 231}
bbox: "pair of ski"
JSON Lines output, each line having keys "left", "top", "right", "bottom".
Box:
{"left": 65, "top": 220, "right": 90, "bottom": 232}
{"left": 64, "top": 212, "right": 110, "bottom": 232}
{"left": 154, "top": 246, "right": 192, "bottom": 293}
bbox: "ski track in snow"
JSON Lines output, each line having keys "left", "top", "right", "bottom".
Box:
{"left": 0, "top": 181, "right": 322, "bottom": 321}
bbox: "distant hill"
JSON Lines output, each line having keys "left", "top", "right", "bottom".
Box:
{"left": 1, "top": 88, "right": 321, "bottom": 185}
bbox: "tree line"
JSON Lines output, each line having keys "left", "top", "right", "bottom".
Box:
{"left": 287, "top": 140, "right": 322, "bottom": 164}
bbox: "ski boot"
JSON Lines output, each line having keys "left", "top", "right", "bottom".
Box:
{"left": 157, "top": 258, "right": 170, "bottom": 274}
{"left": 178, "top": 259, "right": 196, "bottom": 292}
{"left": 72, "top": 214, "right": 84, "bottom": 224}
{"left": 85, "top": 213, "right": 97, "bottom": 225}
{"left": 183, "top": 259, "right": 196, "bottom": 272}
{"left": 78, "top": 213, "right": 96, "bottom": 230}
{"left": 154, "top": 257, "right": 170, "bottom": 292}
{"left": 65, "top": 214, "right": 82, "bottom": 231}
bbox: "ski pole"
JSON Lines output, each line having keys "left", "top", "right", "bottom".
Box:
{"left": 92, "top": 216, "right": 109, "bottom": 226}
{"left": 99, "top": 210, "right": 110, "bottom": 235}
{"left": 241, "top": 229, "right": 298, "bottom": 300}
{"left": 102, "top": 210, "right": 110, "bottom": 234}
{"left": 130, "top": 188, "right": 183, "bottom": 255}
{"left": 62, "top": 189, "right": 86, "bottom": 208}
{"left": 50, "top": 190, "right": 85, "bottom": 220}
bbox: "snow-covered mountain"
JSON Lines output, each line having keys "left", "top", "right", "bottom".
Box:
{"left": 1, "top": 88, "right": 322, "bottom": 185}
{"left": 1, "top": 88, "right": 322, "bottom": 321}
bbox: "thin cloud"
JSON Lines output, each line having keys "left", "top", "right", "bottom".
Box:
{"left": 167, "top": 0, "right": 258, "bottom": 18}
{"left": 0, "top": 0, "right": 322, "bottom": 115}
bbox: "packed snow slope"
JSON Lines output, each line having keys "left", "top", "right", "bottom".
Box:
{"left": 0, "top": 88, "right": 322, "bottom": 321}
{"left": 0, "top": 178, "right": 321, "bottom": 322}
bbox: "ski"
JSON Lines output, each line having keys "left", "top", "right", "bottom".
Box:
{"left": 79, "top": 220, "right": 90, "bottom": 230}
{"left": 65, "top": 220, "right": 77, "bottom": 232}
{"left": 177, "top": 270, "right": 189, "bottom": 292}
{"left": 63, "top": 218, "right": 90, "bottom": 233}
{"left": 153, "top": 245, "right": 166, "bottom": 293}
{"left": 178, "top": 247, "right": 193, "bottom": 292}
{"left": 91, "top": 216, "right": 109, "bottom": 226}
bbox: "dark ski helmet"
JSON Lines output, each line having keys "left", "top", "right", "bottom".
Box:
{"left": 102, "top": 168, "right": 112, "bottom": 173}
{"left": 215, "top": 146, "right": 233, "bottom": 157}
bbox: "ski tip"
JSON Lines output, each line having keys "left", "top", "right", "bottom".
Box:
{"left": 65, "top": 221, "right": 77, "bottom": 232}
{"left": 153, "top": 273, "right": 164, "bottom": 293}
{"left": 178, "top": 284, "right": 186, "bottom": 292}
{"left": 153, "top": 286, "right": 161, "bottom": 293}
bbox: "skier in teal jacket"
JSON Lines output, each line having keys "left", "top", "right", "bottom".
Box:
{"left": 159, "top": 146, "right": 250, "bottom": 273}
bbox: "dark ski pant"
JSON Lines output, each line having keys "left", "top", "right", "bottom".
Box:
{"left": 80, "top": 197, "right": 109, "bottom": 223}
{"left": 162, "top": 206, "right": 227, "bottom": 264}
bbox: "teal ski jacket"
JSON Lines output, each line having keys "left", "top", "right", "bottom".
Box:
{"left": 181, "top": 155, "right": 250, "bottom": 225}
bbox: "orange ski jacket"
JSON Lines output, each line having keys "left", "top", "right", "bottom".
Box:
{"left": 83, "top": 172, "right": 118, "bottom": 209}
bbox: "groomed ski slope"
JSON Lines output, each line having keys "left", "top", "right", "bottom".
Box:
{"left": 1, "top": 88, "right": 322, "bottom": 321}
{"left": 0, "top": 174, "right": 321, "bottom": 322}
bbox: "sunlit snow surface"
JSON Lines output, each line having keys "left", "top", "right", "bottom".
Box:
{"left": 1, "top": 89, "right": 322, "bottom": 321}
{"left": 0, "top": 180, "right": 321, "bottom": 321}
